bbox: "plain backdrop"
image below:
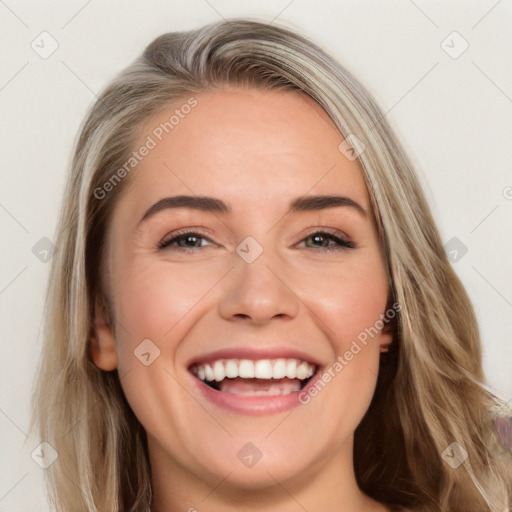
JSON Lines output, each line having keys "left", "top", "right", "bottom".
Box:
{"left": 1, "top": 1, "right": 511, "bottom": 509}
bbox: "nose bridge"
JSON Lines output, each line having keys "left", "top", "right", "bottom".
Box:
{"left": 217, "top": 236, "right": 299, "bottom": 322}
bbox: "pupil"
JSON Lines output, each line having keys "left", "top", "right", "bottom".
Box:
{"left": 181, "top": 235, "right": 198, "bottom": 247}
{"left": 311, "top": 234, "right": 326, "bottom": 247}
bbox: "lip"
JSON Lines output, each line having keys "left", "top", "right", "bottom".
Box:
{"left": 188, "top": 363, "right": 323, "bottom": 416}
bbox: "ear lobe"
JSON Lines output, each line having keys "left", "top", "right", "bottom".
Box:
{"left": 89, "top": 295, "right": 118, "bottom": 371}
{"left": 379, "top": 332, "right": 393, "bottom": 353}
{"left": 379, "top": 316, "right": 395, "bottom": 354}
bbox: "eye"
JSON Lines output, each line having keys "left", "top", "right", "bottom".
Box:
{"left": 299, "top": 230, "right": 355, "bottom": 252}
{"left": 158, "top": 229, "right": 355, "bottom": 252}
{"left": 158, "top": 230, "right": 214, "bottom": 250}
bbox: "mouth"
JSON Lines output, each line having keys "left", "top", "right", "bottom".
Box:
{"left": 189, "top": 358, "right": 317, "bottom": 396}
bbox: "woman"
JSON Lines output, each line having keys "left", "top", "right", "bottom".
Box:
{"left": 30, "top": 18, "right": 512, "bottom": 512}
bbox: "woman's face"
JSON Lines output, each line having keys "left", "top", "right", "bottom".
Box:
{"left": 92, "top": 87, "right": 392, "bottom": 497}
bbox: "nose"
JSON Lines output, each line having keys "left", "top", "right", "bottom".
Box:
{"left": 217, "top": 250, "right": 300, "bottom": 324}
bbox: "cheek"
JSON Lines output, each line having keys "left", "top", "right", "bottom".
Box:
{"left": 298, "top": 254, "right": 388, "bottom": 416}
{"left": 108, "top": 261, "right": 202, "bottom": 433}
{"left": 302, "top": 256, "right": 389, "bottom": 350}
{"left": 113, "top": 260, "right": 219, "bottom": 346}
{"left": 333, "top": 281, "right": 388, "bottom": 346}
{"left": 302, "top": 280, "right": 386, "bottom": 439}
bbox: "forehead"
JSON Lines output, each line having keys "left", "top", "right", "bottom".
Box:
{"left": 121, "top": 87, "right": 370, "bottom": 215}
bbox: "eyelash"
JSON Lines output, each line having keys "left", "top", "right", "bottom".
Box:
{"left": 158, "top": 228, "right": 355, "bottom": 252}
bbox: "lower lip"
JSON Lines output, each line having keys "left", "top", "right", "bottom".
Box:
{"left": 190, "top": 370, "right": 322, "bottom": 416}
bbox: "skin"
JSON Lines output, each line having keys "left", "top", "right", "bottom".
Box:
{"left": 91, "top": 87, "right": 393, "bottom": 512}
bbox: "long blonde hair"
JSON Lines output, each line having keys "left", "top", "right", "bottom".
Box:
{"left": 30, "top": 18, "right": 512, "bottom": 512}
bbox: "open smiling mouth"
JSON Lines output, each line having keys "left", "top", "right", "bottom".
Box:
{"left": 190, "top": 358, "right": 317, "bottom": 396}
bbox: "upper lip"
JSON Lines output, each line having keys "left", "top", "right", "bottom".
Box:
{"left": 187, "top": 346, "right": 323, "bottom": 369}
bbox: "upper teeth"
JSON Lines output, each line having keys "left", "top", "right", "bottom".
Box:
{"left": 192, "top": 358, "right": 316, "bottom": 382}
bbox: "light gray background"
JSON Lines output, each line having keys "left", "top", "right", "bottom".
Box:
{"left": 1, "top": 1, "right": 511, "bottom": 509}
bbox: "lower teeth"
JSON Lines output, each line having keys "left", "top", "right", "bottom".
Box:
{"left": 203, "top": 376, "right": 312, "bottom": 396}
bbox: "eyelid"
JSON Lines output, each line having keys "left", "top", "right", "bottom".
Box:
{"left": 158, "top": 228, "right": 216, "bottom": 250}
{"left": 158, "top": 226, "right": 355, "bottom": 252}
{"left": 298, "top": 228, "right": 355, "bottom": 250}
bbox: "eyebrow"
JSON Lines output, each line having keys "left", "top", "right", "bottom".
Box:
{"left": 138, "top": 194, "right": 367, "bottom": 225}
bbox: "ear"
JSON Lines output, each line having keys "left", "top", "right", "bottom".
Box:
{"left": 379, "top": 311, "right": 396, "bottom": 354}
{"left": 89, "top": 294, "right": 118, "bottom": 371}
